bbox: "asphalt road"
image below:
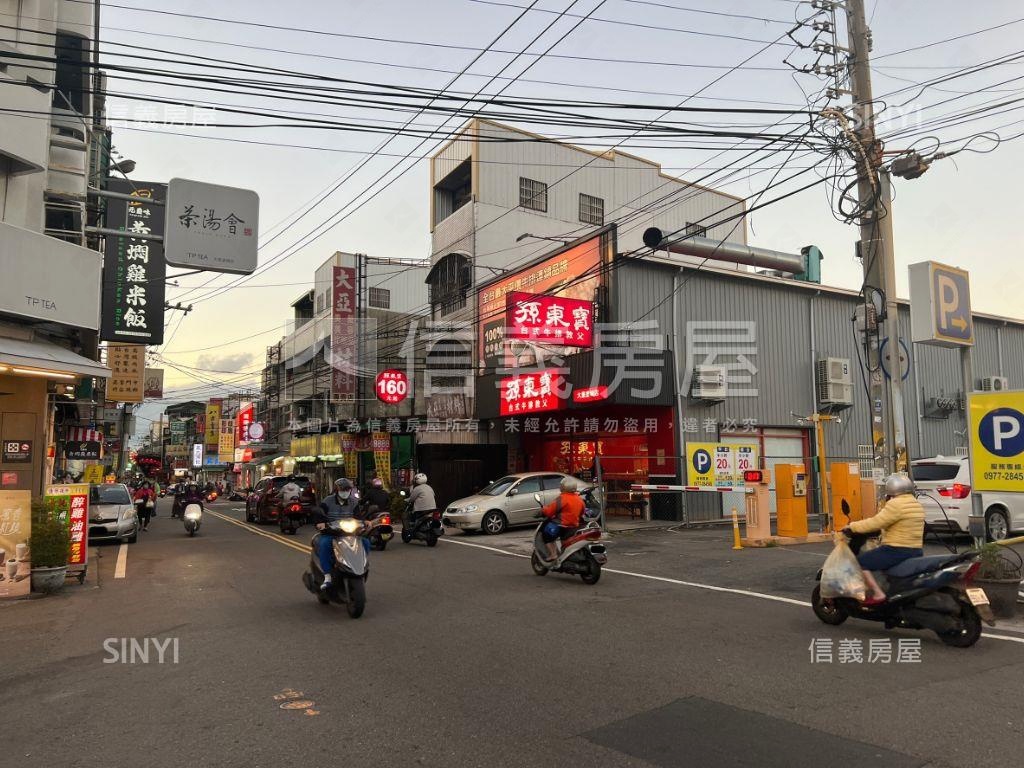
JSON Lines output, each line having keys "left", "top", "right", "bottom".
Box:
{"left": 2, "top": 498, "right": 1023, "bottom": 768}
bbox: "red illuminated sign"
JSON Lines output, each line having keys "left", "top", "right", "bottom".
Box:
{"left": 67, "top": 491, "right": 88, "bottom": 566}
{"left": 572, "top": 385, "right": 608, "bottom": 403}
{"left": 375, "top": 369, "right": 409, "bottom": 404}
{"left": 499, "top": 369, "right": 565, "bottom": 416}
{"left": 506, "top": 292, "right": 594, "bottom": 347}
{"left": 236, "top": 402, "right": 254, "bottom": 445}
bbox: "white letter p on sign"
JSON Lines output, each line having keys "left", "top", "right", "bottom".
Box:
{"left": 993, "top": 415, "right": 1022, "bottom": 451}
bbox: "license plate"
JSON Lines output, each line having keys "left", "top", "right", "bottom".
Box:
{"left": 966, "top": 588, "right": 990, "bottom": 606}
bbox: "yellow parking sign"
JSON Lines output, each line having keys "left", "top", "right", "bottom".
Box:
{"left": 969, "top": 390, "right": 1024, "bottom": 492}
{"left": 686, "top": 442, "right": 759, "bottom": 487}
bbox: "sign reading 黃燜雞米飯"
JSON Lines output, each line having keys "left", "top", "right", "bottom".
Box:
{"left": 164, "top": 178, "right": 259, "bottom": 275}
{"left": 100, "top": 179, "right": 167, "bottom": 345}
{"left": 506, "top": 292, "right": 594, "bottom": 348}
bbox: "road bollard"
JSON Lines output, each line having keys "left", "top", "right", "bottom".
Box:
{"left": 731, "top": 507, "right": 743, "bottom": 550}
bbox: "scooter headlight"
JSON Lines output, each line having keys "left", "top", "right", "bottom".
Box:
{"left": 184, "top": 509, "right": 202, "bottom": 520}
{"left": 338, "top": 518, "right": 361, "bottom": 534}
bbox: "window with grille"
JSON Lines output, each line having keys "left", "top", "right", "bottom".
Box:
{"left": 368, "top": 287, "right": 391, "bottom": 309}
{"left": 519, "top": 177, "right": 547, "bottom": 212}
{"left": 684, "top": 222, "right": 708, "bottom": 239}
{"left": 579, "top": 193, "right": 604, "bottom": 225}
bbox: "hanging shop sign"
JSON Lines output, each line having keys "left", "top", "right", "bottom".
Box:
{"left": 169, "top": 418, "right": 186, "bottom": 444}
{"left": 236, "top": 402, "right": 254, "bottom": 444}
{"left": 0, "top": 490, "right": 32, "bottom": 599}
{"left": 107, "top": 343, "right": 146, "bottom": 403}
{"left": 218, "top": 418, "right": 235, "bottom": 465}
{"left": 506, "top": 292, "right": 594, "bottom": 347}
{"left": 164, "top": 178, "right": 259, "bottom": 274}
{"left": 100, "top": 179, "right": 166, "bottom": 345}
{"left": 330, "top": 266, "right": 357, "bottom": 402}
{"left": 83, "top": 465, "right": 104, "bottom": 484}
{"left": 499, "top": 368, "right": 565, "bottom": 416}
{"left": 375, "top": 369, "right": 409, "bottom": 404}
{"left": 686, "top": 442, "right": 760, "bottom": 488}
{"left": 143, "top": 368, "right": 164, "bottom": 399}
{"left": 192, "top": 443, "right": 203, "bottom": 468}
{"left": 65, "top": 441, "right": 101, "bottom": 461}
{"left": 478, "top": 234, "right": 604, "bottom": 372}
{"left": 244, "top": 421, "right": 266, "bottom": 442}
{"left": 205, "top": 400, "right": 222, "bottom": 447}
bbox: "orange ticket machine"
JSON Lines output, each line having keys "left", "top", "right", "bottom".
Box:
{"left": 831, "top": 462, "right": 863, "bottom": 529}
{"left": 775, "top": 464, "right": 809, "bottom": 538}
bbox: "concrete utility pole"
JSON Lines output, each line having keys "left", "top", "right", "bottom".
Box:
{"left": 845, "top": 0, "right": 908, "bottom": 476}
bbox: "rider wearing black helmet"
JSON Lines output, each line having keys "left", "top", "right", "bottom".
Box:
{"left": 312, "top": 478, "right": 365, "bottom": 590}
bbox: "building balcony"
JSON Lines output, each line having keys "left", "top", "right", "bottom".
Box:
{"left": 0, "top": 66, "right": 49, "bottom": 174}
{"left": 431, "top": 199, "right": 475, "bottom": 263}
{"left": 47, "top": 108, "right": 90, "bottom": 199}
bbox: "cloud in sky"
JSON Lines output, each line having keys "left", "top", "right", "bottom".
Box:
{"left": 195, "top": 351, "right": 257, "bottom": 373}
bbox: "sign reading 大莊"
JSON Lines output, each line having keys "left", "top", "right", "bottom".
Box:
{"left": 909, "top": 261, "right": 973, "bottom": 347}
{"left": 164, "top": 178, "right": 259, "bottom": 275}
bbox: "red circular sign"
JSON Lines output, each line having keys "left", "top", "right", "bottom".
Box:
{"left": 375, "top": 369, "right": 409, "bottom": 404}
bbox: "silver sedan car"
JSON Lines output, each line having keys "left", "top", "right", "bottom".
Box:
{"left": 87, "top": 483, "right": 139, "bottom": 544}
{"left": 442, "top": 472, "right": 592, "bottom": 535}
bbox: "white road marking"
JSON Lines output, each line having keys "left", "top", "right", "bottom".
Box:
{"left": 440, "top": 536, "right": 1024, "bottom": 645}
{"left": 114, "top": 543, "right": 128, "bottom": 579}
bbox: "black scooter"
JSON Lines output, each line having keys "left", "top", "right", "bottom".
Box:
{"left": 811, "top": 531, "right": 995, "bottom": 647}
{"left": 400, "top": 497, "right": 442, "bottom": 547}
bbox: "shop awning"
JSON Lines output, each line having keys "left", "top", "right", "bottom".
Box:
{"left": 244, "top": 452, "right": 288, "bottom": 467}
{"left": 0, "top": 335, "right": 110, "bottom": 379}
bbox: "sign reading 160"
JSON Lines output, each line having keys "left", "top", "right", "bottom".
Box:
{"left": 375, "top": 369, "right": 409, "bottom": 404}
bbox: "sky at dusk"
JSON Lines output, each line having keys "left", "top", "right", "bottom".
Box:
{"left": 86, "top": 0, "right": 1024, "bottom": 416}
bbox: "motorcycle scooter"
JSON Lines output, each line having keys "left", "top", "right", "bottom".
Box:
{"left": 811, "top": 530, "right": 995, "bottom": 647}
{"left": 529, "top": 492, "right": 607, "bottom": 584}
{"left": 398, "top": 491, "right": 443, "bottom": 547}
{"left": 364, "top": 506, "right": 394, "bottom": 551}
{"left": 302, "top": 518, "right": 369, "bottom": 618}
{"left": 183, "top": 502, "right": 203, "bottom": 536}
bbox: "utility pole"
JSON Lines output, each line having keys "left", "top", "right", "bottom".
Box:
{"left": 844, "top": 0, "right": 908, "bottom": 476}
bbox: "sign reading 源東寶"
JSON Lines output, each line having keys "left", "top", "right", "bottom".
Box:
{"left": 0, "top": 489, "right": 32, "bottom": 599}
{"left": 164, "top": 178, "right": 259, "bottom": 275}
{"left": 506, "top": 292, "right": 594, "bottom": 347}
{"left": 45, "top": 483, "right": 89, "bottom": 574}
{"left": 969, "top": 390, "right": 1024, "bottom": 492}
{"left": 375, "top": 369, "right": 409, "bottom": 404}
{"left": 478, "top": 234, "right": 605, "bottom": 372}
{"left": 909, "top": 261, "right": 973, "bottom": 347}
{"left": 686, "top": 442, "right": 760, "bottom": 488}
{"left": 143, "top": 368, "right": 164, "bottom": 399}
{"left": 107, "top": 343, "right": 146, "bottom": 402}
{"left": 205, "top": 400, "right": 222, "bottom": 447}
{"left": 331, "top": 266, "right": 357, "bottom": 402}
{"left": 499, "top": 369, "right": 565, "bottom": 416}
{"left": 100, "top": 179, "right": 167, "bottom": 345}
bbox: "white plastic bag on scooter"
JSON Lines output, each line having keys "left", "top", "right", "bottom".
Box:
{"left": 819, "top": 536, "right": 867, "bottom": 601}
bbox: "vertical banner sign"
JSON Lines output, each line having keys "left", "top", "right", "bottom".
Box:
{"left": 170, "top": 419, "right": 186, "bottom": 445}
{"left": 192, "top": 443, "right": 203, "bottom": 468}
{"left": 45, "top": 483, "right": 89, "bottom": 577}
{"left": 218, "top": 418, "right": 236, "bottom": 465}
{"left": 143, "top": 368, "right": 164, "bottom": 399}
{"left": 205, "top": 400, "right": 222, "bottom": 448}
{"left": 107, "top": 343, "right": 146, "bottom": 402}
{"left": 100, "top": 179, "right": 167, "bottom": 345}
{"left": 331, "top": 266, "right": 357, "bottom": 401}
{"left": 0, "top": 490, "right": 32, "bottom": 599}
{"left": 236, "top": 402, "right": 254, "bottom": 445}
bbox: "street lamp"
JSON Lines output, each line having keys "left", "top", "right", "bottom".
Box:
{"left": 108, "top": 158, "right": 136, "bottom": 176}
{"left": 515, "top": 232, "right": 571, "bottom": 244}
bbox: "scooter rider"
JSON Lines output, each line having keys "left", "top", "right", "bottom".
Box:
{"left": 843, "top": 473, "right": 925, "bottom": 604}
{"left": 540, "top": 477, "right": 585, "bottom": 564}
{"left": 361, "top": 477, "right": 390, "bottom": 514}
{"left": 407, "top": 473, "right": 436, "bottom": 525}
{"left": 313, "top": 478, "right": 365, "bottom": 590}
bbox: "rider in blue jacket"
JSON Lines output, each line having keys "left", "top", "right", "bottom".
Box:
{"left": 313, "top": 478, "right": 365, "bottom": 590}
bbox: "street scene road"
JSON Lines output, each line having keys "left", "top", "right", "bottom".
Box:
{"left": 3, "top": 498, "right": 1023, "bottom": 768}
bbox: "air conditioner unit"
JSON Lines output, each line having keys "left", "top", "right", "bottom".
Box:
{"left": 690, "top": 365, "right": 727, "bottom": 402}
{"left": 816, "top": 358, "right": 853, "bottom": 409}
{"left": 982, "top": 376, "right": 1009, "bottom": 392}
{"left": 816, "top": 357, "right": 852, "bottom": 386}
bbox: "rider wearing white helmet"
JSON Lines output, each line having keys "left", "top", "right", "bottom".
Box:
{"left": 409, "top": 473, "right": 436, "bottom": 519}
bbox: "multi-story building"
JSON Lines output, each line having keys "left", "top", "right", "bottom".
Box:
{"left": 0, "top": 0, "right": 110, "bottom": 493}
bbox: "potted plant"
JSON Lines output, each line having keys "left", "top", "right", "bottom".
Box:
{"left": 975, "top": 543, "right": 1023, "bottom": 620}
{"left": 28, "top": 499, "right": 70, "bottom": 594}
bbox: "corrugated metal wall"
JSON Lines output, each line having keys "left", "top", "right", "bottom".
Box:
{"left": 616, "top": 258, "right": 1024, "bottom": 464}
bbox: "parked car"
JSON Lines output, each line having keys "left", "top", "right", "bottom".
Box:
{"left": 245, "top": 475, "right": 317, "bottom": 525}
{"left": 87, "top": 483, "right": 139, "bottom": 544}
{"left": 913, "top": 455, "right": 1024, "bottom": 541}
{"left": 442, "top": 472, "right": 594, "bottom": 535}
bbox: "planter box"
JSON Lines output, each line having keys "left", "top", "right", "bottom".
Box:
{"left": 976, "top": 577, "right": 1021, "bottom": 620}
{"left": 31, "top": 566, "right": 68, "bottom": 594}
